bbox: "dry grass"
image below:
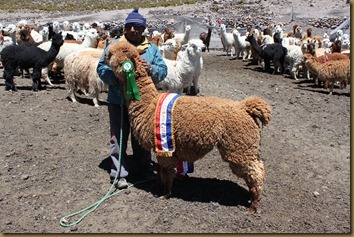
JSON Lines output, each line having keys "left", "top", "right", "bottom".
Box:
{"left": 3, "top": 0, "right": 199, "bottom": 12}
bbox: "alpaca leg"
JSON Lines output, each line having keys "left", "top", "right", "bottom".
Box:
{"left": 4, "top": 66, "right": 17, "bottom": 91}
{"left": 93, "top": 91, "right": 100, "bottom": 107}
{"left": 156, "top": 156, "right": 177, "bottom": 199}
{"left": 32, "top": 69, "right": 42, "bottom": 91}
{"left": 242, "top": 49, "right": 246, "bottom": 61}
{"left": 229, "top": 158, "right": 265, "bottom": 214}
{"left": 42, "top": 68, "right": 53, "bottom": 86}
{"left": 328, "top": 81, "right": 334, "bottom": 95}
{"left": 264, "top": 60, "right": 271, "bottom": 73}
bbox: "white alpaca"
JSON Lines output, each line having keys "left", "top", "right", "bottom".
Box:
{"left": 157, "top": 39, "right": 204, "bottom": 95}
{"left": 39, "top": 26, "right": 49, "bottom": 42}
{"left": 232, "top": 29, "right": 251, "bottom": 61}
{"left": 64, "top": 48, "right": 107, "bottom": 107}
{"left": 159, "top": 38, "right": 181, "bottom": 60}
{"left": 72, "top": 22, "right": 81, "bottom": 32}
{"left": 220, "top": 24, "right": 236, "bottom": 57}
{"left": 284, "top": 45, "right": 304, "bottom": 80}
{"left": 52, "top": 21, "right": 61, "bottom": 34}
{"left": 63, "top": 21, "right": 71, "bottom": 31}
{"left": 173, "top": 25, "right": 191, "bottom": 45}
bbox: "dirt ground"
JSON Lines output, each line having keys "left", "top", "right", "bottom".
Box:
{"left": 0, "top": 42, "right": 351, "bottom": 233}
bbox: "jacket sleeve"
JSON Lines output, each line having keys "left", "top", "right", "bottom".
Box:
{"left": 96, "top": 40, "right": 121, "bottom": 86}
{"left": 148, "top": 44, "right": 167, "bottom": 84}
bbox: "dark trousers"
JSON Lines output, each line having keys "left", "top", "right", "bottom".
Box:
{"left": 108, "top": 103, "right": 152, "bottom": 178}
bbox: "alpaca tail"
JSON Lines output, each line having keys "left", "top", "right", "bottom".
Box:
{"left": 241, "top": 96, "right": 272, "bottom": 127}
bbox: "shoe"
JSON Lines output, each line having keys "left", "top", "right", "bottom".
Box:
{"left": 111, "top": 177, "right": 129, "bottom": 189}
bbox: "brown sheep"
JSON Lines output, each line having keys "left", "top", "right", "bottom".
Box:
{"left": 304, "top": 54, "right": 350, "bottom": 94}
{"left": 104, "top": 41, "right": 272, "bottom": 214}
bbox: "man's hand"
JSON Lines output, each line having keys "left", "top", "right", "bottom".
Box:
{"left": 141, "top": 58, "right": 151, "bottom": 74}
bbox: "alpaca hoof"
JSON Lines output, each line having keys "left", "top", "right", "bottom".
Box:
{"left": 248, "top": 207, "right": 257, "bottom": 214}
{"left": 5, "top": 83, "right": 17, "bottom": 91}
{"left": 248, "top": 199, "right": 258, "bottom": 214}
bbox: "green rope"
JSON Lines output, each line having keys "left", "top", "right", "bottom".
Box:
{"left": 59, "top": 180, "right": 147, "bottom": 227}
{"left": 59, "top": 86, "right": 144, "bottom": 227}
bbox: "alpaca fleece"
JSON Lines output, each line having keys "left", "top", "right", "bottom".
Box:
{"left": 64, "top": 48, "right": 106, "bottom": 107}
{"left": 304, "top": 52, "right": 349, "bottom": 83}
{"left": 246, "top": 32, "right": 287, "bottom": 74}
{"left": 199, "top": 26, "right": 212, "bottom": 52}
{"left": 304, "top": 54, "right": 350, "bottom": 94}
{"left": 104, "top": 41, "right": 272, "bottom": 214}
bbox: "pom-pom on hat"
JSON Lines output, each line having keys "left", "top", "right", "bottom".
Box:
{"left": 125, "top": 8, "right": 146, "bottom": 28}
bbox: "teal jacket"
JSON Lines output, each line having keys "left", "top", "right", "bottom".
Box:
{"left": 96, "top": 37, "right": 167, "bottom": 105}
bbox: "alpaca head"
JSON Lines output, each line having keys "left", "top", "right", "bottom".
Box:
{"left": 245, "top": 31, "right": 254, "bottom": 42}
{"left": 51, "top": 32, "right": 64, "bottom": 47}
{"left": 306, "top": 28, "right": 312, "bottom": 36}
{"left": 303, "top": 53, "right": 315, "bottom": 64}
{"left": 63, "top": 21, "right": 71, "bottom": 31}
{"left": 185, "top": 25, "right": 191, "bottom": 32}
{"left": 164, "top": 29, "right": 175, "bottom": 39}
{"left": 180, "top": 39, "right": 205, "bottom": 56}
{"left": 104, "top": 41, "right": 147, "bottom": 85}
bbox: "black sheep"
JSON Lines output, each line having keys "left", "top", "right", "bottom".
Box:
{"left": 246, "top": 32, "right": 288, "bottom": 74}
{"left": 1, "top": 32, "right": 64, "bottom": 91}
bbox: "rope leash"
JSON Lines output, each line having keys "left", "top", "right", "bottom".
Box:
{"left": 60, "top": 76, "right": 143, "bottom": 227}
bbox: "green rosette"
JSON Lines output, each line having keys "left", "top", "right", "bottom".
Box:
{"left": 122, "top": 60, "right": 141, "bottom": 101}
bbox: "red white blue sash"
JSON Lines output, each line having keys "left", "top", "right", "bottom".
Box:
{"left": 155, "top": 92, "right": 180, "bottom": 157}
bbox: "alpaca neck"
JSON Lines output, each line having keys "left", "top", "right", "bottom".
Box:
{"left": 82, "top": 35, "right": 96, "bottom": 48}
{"left": 126, "top": 70, "right": 160, "bottom": 111}
{"left": 43, "top": 42, "right": 61, "bottom": 65}
{"left": 249, "top": 36, "right": 262, "bottom": 56}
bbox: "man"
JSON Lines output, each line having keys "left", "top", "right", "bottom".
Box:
{"left": 96, "top": 8, "right": 167, "bottom": 189}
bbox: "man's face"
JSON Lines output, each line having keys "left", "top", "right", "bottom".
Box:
{"left": 124, "top": 24, "right": 145, "bottom": 44}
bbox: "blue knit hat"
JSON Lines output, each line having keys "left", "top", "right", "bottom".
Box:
{"left": 125, "top": 8, "right": 146, "bottom": 28}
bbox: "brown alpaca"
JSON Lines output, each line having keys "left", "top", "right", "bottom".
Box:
{"left": 302, "top": 28, "right": 312, "bottom": 40}
{"left": 304, "top": 54, "right": 350, "bottom": 94}
{"left": 148, "top": 32, "right": 163, "bottom": 46}
{"left": 293, "top": 25, "right": 302, "bottom": 39}
{"left": 163, "top": 28, "right": 174, "bottom": 42}
{"left": 104, "top": 41, "right": 272, "bottom": 214}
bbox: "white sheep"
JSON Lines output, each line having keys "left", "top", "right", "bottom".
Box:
{"left": 220, "top": 24, "right": 236, "bottom": 57}
{"left": 38, "top": 29, "right": 99, "bottom": 85}
{"left": 157, "top": 39, "right": 204, "bottom": 95}
{"left": 173, "top": 25, "right": 191, "bottom": 45}
{"left": 232, "top": 29, "right": 251, "bottom": 61}
{"left": 64, "top": 48, "right": 107, "bottom": 106}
